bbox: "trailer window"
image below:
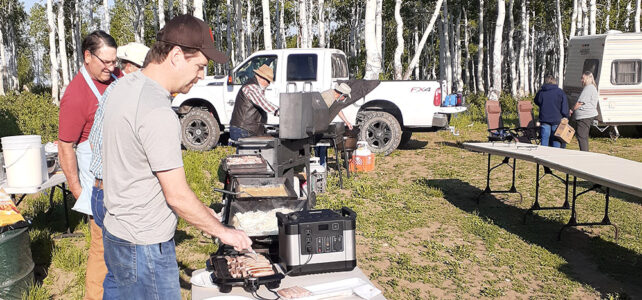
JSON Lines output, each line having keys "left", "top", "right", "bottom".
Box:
{"left": 331, "top": 54, "right": 348, "bottom": 78}
{"left": 611, "top": 60, "right": 642, "bottom": 85}
{"left": 233, "top": 55, "right": 277, "bottom": 85}
{"left": 583, "top": 59, "right": 600, "bottom": 82}
{"left": 287, "top": 54, "right": 318, "bottom": 81}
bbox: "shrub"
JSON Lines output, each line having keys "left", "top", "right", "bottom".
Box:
{"left": 0, "top": 92, "right": 59, "bottom": 144}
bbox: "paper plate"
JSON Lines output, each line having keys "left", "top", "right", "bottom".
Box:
{"left": 202, "top": 297, "right": 253, "bottom": 300}
{"left": 190, "top": 271, "right": 218, "bottom": 289}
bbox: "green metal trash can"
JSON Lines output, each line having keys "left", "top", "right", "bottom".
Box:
{"left": 0, "top": 227, "right": 34, "bottom": 300}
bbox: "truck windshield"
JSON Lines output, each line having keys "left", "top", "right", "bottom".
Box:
{"left": 233, "top": 55, "right": 277, "bottom": 85}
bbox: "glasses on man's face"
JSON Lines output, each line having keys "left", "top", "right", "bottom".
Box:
{"left": 92, "top": 53, "right": 117, "bottom": 67}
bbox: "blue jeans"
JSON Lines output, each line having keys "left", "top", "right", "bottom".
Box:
{"left": 90, "top": 186, "right": 119, "bottom": 299}
{"left": 229, "top": 126, "right": 252, "bottom": 144}
{"left": 315, "top": 146, "right": 328, "bottom": 167}
{"left": 540, "top": 123, "right": 564, "bottom": 148}
{"left": 103, "top": 229, "right": 181, "bottom": 299}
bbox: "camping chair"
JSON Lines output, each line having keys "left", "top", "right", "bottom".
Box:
{"left": 515, "top": 101, "right": 540, "bottom": 144}
{"left": 485, "top": 101, "right": 516, "bottom": 143}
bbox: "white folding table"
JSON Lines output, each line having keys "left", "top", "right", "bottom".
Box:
{"left": 463, "top": 142, "right": 642, "bottom": 239}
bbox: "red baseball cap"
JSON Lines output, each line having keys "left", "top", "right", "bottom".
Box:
{"left": 157, "top": 14, "right": 228, "bottom": 64}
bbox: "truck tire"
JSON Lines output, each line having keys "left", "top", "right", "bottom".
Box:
{"left": 180, "top": 109, "right": 220, "bottom": 151}
{"left": 357, "top": 111, "right": 402, "bottom": 156}
{"left": 399, "top": 131, "right": 412, "bottom": 147}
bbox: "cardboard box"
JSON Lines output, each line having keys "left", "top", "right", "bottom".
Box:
{"left": 554, "top": 119, "right": 575, "bottom": 143}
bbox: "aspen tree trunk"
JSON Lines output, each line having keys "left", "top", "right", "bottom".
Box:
{"left": 490, "top": 0, "right": 505, "bottom": 99}
{"left": 181, "top": 0, "right": 187, "bottom": 14}
{"left": 375, "top": 0, "right": 383, "bottom": 64}
{"left": 403, "top": 0, "right": 443, "bottom": 80}
{"left": 6, "top": 25, "right": 17, "bottom": 90}
{"left": 71, "top": 0, "right": 80, "bottom": 73}
{"left": 58, "top": 0, "right": 70, "bottom": 89}
{"left": 159, "top": 0, "right": 165, "bottom": 28}
{"left": 318, "top": 0, "right": 325, "bottom": 48}
{"left": 518, "top": 0, "right": 527, "bottom": 96}
{"left": 194, "top": 0, "right": 203, "bottom": 20}
{"left": 606, "top": 0, "right": 611, "bottom": 30}
{"left": 226, "top": 0, "right": 235, "bottom": 66}
{"left": 307, "top": 0, "right": 313, "bottom": 47}
{"left": 299, "top": 0, "right": 309, "bottom": 48}
{"left": 47, "top": 0, "right": 60, "bottom": 102}
{"left": 508, "top": 0, "right": 517, "bottom": 96}
{"left": 0, "top": 30, "right": 5, "bottom": 95}
{"left": 454, "top": 11, "right": 463, "bottom": 92}
{"left": 589, "top": 0, "right": 596, "bottom": 34}
{"left": 262, "top": 0, "right": 272, "bottom": 50}
{"left": 413, "top": 25, "right": 419, "bottom": 79}
{"left": 364, "top": 0, "right": 382, "bottom": 79}
{"left": 441, "top": 1, "right": 452, "bottom": 93}
{"left": 556, "top": 0, "right": 564, "bottom": 87}
{"left": 581, "top": 0, "right": 588, "bottom": 35}
{"left": 236, "top": 0, "right": 245, "bottom": 60}
{"left": 246, "top": 1, "right": 252, "bottom": 54}
{"left": 476, "top": 0, "right": 485, "bottom": 93}
{"left": 103, "top": 0, "right": 110, "bottom": 33}
{"left": 464, "top": 8, "right": 475, "bottom": 92}
{"left": 570, "top": 0, "right": 578, "bottom": 37}
{"left": 393, "top": 0, "right": 404, "bottom": 80}
{"left": 626, "top": 1, "right": 633, "bottom": 30}
{"left": 632, "top": 0, "right": 640, "bottom": 32}
{"left": 577, "top": 0, "right": 584, "bottom": 34}
{"left": 279, "top": 0, "right": 286, "bottom": 48}
{"left": 168, "top": 0, "right": 173, "bottom": 19}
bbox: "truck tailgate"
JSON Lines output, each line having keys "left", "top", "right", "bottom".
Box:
{"left": 435, "top": 107, "right": 467, "bottom": 114}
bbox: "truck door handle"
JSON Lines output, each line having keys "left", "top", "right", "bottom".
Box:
{"left": 227, "top": 100, "right": 235, "bottom": 106}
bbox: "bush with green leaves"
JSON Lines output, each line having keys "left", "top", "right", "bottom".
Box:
{"left": 0, "top": 92, "right": 59, "bottom": 145}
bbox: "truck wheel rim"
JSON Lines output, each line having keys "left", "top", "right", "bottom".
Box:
{"left": 186, "top": 119, "right": 209, "bottom": 145}
{"left": 366, "top": 121, "right": 391, "bottom": 149}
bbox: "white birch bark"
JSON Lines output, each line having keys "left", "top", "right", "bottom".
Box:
{"left": 279, "top": 0, "right": 286, "bottom": 48}
{"left": 159, "top": 0, "right": 165, "bottom": 29}
{"left": 299, "top": 0, "right": 309, "bottom": 48}
{"left": 47, "top": 0, "right": 60, "bottom": 102}
{"left": 632, "top": 0, "right": 640, "bottom": 32}
{"left": 454, "top": 11, "right": 463, "bottom": 92}
{"left": 307, "top": 0, "right": 313, "bottom": 47}
{"left": 570, "top": 0, "right": 578, "bottom": 38}
{"left": 364, "top": 0, "right": 382, "bottom": 79}
{"left": 0, "top": 30, "right": 5, "bottom": 95}
{"left": 464, "top": 8, "right": 474, "bottom": 92}
{"left": 318, "top": 0, "right": 325, "bottom": 48}
{"left": 375, "top": 0, "right": 383, "bottom": 61}
{"left": 477, "top": 0, "right": 485, "bottom": 93}
{"left": 626, "top": 1, "right": 633, "bottom": 30}
{"left": 246, "top": 1, "right": 252, "bottom": 54}
{"left": 518, "top": 0, "right": 526, "bottom": 96}
{"left": 581, "top": 0, "right": 588, "bottom": 35}
{"left": 70, "top": 0, "right": 79, "bottom": 73}
{"left": 57, "top": 0, "right": 70, "bottom": 88}
{"left": 529, "top": 18, "right": 535, "bottom": 92}
{"left": 441, "top": 1, "right": 452, "bottom": 93}
{"left": 576, "top": 0, "right": 583, "bottom": 35}
{"left": 181, "top": 0, "right": 187, "bottom": 14}
{"left": 261, "top": 0, "right": 272, "bottom": 50}
{"left": 226, "top": 0, "right": 235, "bottom": 66}
{"left": 194, "top": 0, "right": 203, "bottom": 20}
{"left": 393, "top": 0, "right": 404, "bottom": 80}
{"left": 508, "top": 0, "right": 517, "bottom": 96}
{"left": 403, "top": 0, "right": 444, "bottom": 80}
{"left": 236, "top": 0, "right": 245, "bottom": 60}
{"left": 556, "top": 0, "right": 564, "bottom": 87}
{"left": 490, "top": 0, "right": 505, "bottom": 99}
{"left": 168, "top": 0, "right": 173, "bottom": 19}
{"left": 103, "top": 0, "right": 110, "bottom": 33}
{"left": 589, "top": 0, "right": 596, "bottom": 34}
{"left": 606, "top": 0, "right": 611, "bottom": 31}
{"left": 413, "top": 25, "right": 419, "bottom": 79}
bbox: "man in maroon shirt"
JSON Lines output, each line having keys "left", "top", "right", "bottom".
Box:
{"left": 57, "top": 30, "right": 122, "bottom": 300}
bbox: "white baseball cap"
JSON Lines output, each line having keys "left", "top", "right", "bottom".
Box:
{"left": 117, "top": 42, "right": 150, "bottom": 67}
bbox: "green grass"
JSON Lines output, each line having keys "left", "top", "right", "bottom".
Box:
{"left": 17, "top": 122, "right": 642, "bottom": 299}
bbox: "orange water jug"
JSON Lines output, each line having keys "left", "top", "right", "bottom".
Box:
{"left": 349, "top": 142, "right": 375, "bottom": 172}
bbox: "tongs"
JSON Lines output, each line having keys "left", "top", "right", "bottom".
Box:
{"left": 241, "top": 248, "right": 259, "bottom": 261}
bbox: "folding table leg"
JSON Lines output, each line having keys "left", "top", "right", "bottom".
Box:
{"left": 558, "top": 178, "right": 618, "bottom": 241}
{"left": 475, "top": 154, "right": 523, "bottom": 204}
{"left": 524, "top": 165, "right": 570, "bottom": 224}
{"left": 54, "top": 183, "right": 84, "bottom": 239}
{"left": 333, "top": 140, "right": 343, "bottom": 189}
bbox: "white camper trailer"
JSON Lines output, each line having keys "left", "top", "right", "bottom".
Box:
{"left": 564, "top": 32, "right": 642, "bottom": 137}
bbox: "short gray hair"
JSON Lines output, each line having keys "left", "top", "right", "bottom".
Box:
{"left": 545, "top": 74, "right": 557, "bottom": 85}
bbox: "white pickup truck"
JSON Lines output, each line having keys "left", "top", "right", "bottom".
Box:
{"left": 172, "top": 48, "right": 466, "bottom": 155}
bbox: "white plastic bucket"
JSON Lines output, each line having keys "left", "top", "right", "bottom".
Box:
{"left": 1, "top": 135, "right": 44, "bottom": 188}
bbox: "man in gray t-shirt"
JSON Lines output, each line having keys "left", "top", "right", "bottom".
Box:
{"left": 101, "top": 15, "right": 251, "bottom": 298}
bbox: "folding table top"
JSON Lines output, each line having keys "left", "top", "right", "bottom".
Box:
{"left": 463, "top": 142, "right": 642, "bottom": 198}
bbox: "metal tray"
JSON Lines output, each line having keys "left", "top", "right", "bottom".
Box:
{"left": 221, "top": 154, "right": 268, "bottom": 172}
{"left": 206, "top": 252, "right": 284, "bottom": 293}
{"left": 232, "top": 177, "right": 298, "bottom": 201}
